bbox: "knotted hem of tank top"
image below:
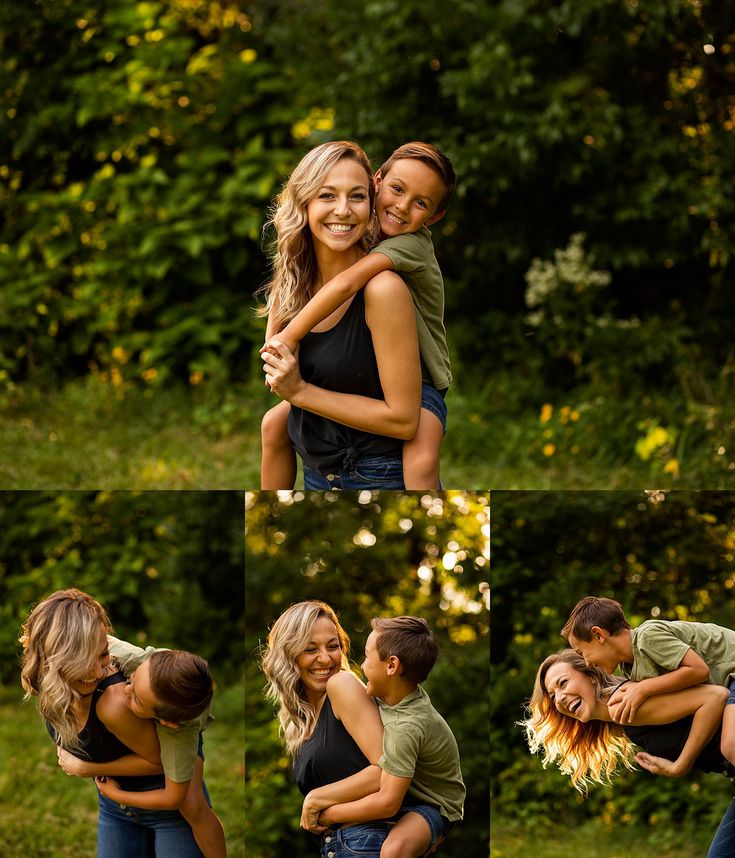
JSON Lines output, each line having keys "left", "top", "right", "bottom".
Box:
{"left": 340, "top": 446, "right": 360, "bottom": 475}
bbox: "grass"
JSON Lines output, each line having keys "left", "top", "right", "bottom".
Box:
{"left": 1, "top": 373, "right": 732, "bottom": 489}
{"left": 492, "top": 817, "right": 716, "bottom": 858}
{"left": 0, "top": 684, "right": 244, "bottom": 857}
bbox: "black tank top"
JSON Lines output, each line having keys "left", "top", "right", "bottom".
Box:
{"left": 625, "top": 717, "right": 734, "bottom": 776}
{"left": 47, "top": 671, "right": 164, "bottom": 792}
{"left": 287, "top": 290, "right": 403, "bottom": 475}
{"left": 292, "top": 696, "right": 370, "bottom": 795}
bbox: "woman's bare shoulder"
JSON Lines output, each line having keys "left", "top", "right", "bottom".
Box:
{"left": 326, "top": 670, "right": 368, "bottom": 699}
{"left": 364, "top": 268, "right": 409, "bottom": 295}
{"left": 364, "top": 270, "right": 412, "bottom": 312}
{"left": 96, "top": 679, "right": 128, "bottom": 723}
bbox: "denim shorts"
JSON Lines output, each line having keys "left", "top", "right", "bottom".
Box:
{"left": 421, "top": 384, "right": 448, "bottom": 433}
{"left": 320, "top": 822, "right": 390, "bottom": 857}
{"left": 396, "top": 803, "right": 453, "bottom": 849}
{"left": 303, "top": 455, "right": 404, "bottom": 490}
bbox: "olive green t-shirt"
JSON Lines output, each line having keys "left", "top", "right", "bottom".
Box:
{"left": 624, "top": 620, "right": 735, "bottom": 687}
{"left": 377, "top": 685, "right": 465, "bottom": 821}
{"left": 108, "top": 636, "right": 213, "bottom": 783}
{"left": 371, "top": 227, "right": 452, "bottom": 390}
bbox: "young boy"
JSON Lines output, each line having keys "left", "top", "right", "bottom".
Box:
{"left": 561, "top": 595, "right": 735, "bottom": 762}
{"left": 95, "top": 636, "right": 227, "bottom": 858}
{"left": 261, "top": 141, "right": 456, "bottom": 491}
{"left": 310, "top": 616, "right": 465, "bottom": 858}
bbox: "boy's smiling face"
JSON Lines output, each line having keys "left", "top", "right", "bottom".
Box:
{"left": 124, "top": 658, "right": 160, "bottom": 720}
{"left": 568, "top": 628, "right": 619, "bottom": 674}
{"left": 375, "top": 159, "right": 446, "bottom": 238}
{"left": 361, "top": 630, "right": 390, "bottom": 698}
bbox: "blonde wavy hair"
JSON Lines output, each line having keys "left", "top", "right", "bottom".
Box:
{"left": 521, "top": 649, "right": 636, "bottom": 792}
{"left": 262, "top": 600, "right": 351, "bottom": 757}
{"left": 258, "top": 140, "right": 376, "bottom": 333}
{"left": 20, "top": 589, "right": 112, "bottom": 751}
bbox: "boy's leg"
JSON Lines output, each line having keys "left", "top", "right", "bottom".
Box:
{"left": 261, "top": 399, "right": 296, "bottom": 489}
{"left": 380, "top": 812, "right": 432, "bottom": 858}
{"left": 719, "top": 682, "right": 735, "bottom": 764}
{"left": 179, "top": 756, "right": 227, "bottom": 858}
{"left": 402, "top": 408, "right": 443, "bottom": 490}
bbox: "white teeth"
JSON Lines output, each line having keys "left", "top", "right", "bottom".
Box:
{"left": 325, "top": 224, "right": 353, "bottom": 233}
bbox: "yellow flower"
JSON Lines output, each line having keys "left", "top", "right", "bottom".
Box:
{"left": 570, "top": 410, "right": 580, "bottom": 422}
{"left": 142, "top": 367, "right": 158, "bottom": 383}
{"left": 543, "top": 443, "right": 556, "bottom": 457}
{"left": 664, "top": 458, "right": 680, "bottom": 478}
{"left": 540, "top": 403, "right": 553, "bottom": 424}
{"left": 189, "top": 370, "right": 204, "bottom": 385}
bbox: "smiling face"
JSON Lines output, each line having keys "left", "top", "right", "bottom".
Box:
{"left": 124, "top": 658, "right": 160, "bottom": 720}
{"left": 567, "top": 630, "right": 619, "bottom": 674}
{"left": 375, "top": 158, "right": 447, "bottom": 238}
{"left": 544, "top": 661, "right": 599, "bottom": 722}
{"left": 71, "top": 623, "right": 111, "bottom": 696}
{"left": 296, "top": 615, "right": 344, "bottom": 704}
{"left": 306, "top": 157, "right": 372, "bottom": 255}
{"left": 361, "top": 630, "right": 390, "bottom": 699}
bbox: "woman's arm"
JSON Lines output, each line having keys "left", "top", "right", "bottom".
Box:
{"left": 300, "top": 671, "right": 384, "bottom": 831}
{"left": 263, "top": 272, "right": 421, "bottom": 440}
{"left": 56, "top": 746, "right": 162, "bottom": 778}
{"left": 619, "top": 684, "right": 728, "bottom": 777}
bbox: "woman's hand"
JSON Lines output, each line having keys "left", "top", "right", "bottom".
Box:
{"left": 261, "top": 340, "right": 306, "bottom": 403}
{"left": 57, "top": 747, "right": 94, "bottom": 778}
{"left": 95, "top": 775, "right": 124, "bottom": 801}
{"left": 300, "top": 791, "right": 330, "bottom": 834}
{"left": 635, "top": 751, "right": 688, "bottom": 778}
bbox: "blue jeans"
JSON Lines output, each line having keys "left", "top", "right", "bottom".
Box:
{"left": 707, "top": 796, "right": 735, "bottom": 858}
{"left": 97, "top": 790, "right": 205, "bottom": 858}
{"left": 396, "top": 802, "right": 453, "bottom": 849}
{"left": 321, "top": 823, "right": 390, "bottom": 857}
{"left": 303, "top": 455, "right": 404, "bottom": 489}
{"left": 421, "top": 383, "right": 448, "bottom": 433}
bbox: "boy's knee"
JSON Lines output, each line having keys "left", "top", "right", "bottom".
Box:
{"left": 381, "top": 836, "right": 421, "bottom": 858}
{"left": 261, "top": 407, "right": 287, "bottom": 446}
{"left": 179, "top": 787, "right": 209, "bottom": 823}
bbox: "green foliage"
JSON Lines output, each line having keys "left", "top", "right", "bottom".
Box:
{"left": 245, "top": 491, "right": 489, "bottom": 857}
{"left": 0, "top": 490, "right": 245, "bottom": 684}
{"left": 491, "top": 491, "right": 735, "bottom": 831}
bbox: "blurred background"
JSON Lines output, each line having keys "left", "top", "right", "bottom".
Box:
{"left": 491, "top": 490, "right": 735, "bottom": 858}
{"left": 1, "top": 1, "right": 733, "bottom": 487}
{"left": 244, "top": 490, "right": 489, "bottom": 857}
{"left": 0, "top": 490, "right": 245, "bottom": 856}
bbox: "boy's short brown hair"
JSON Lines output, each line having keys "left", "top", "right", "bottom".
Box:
{"left": 561, "top": 596, "right": 631, "bottom": 642}
{"left": 148, "top": 650, "right": 213, "bottom": 722}
{"left": 371, "top": 616, "right": 439, "bottom": 683}
{"left": 379, "top": 142, "right": 456, "bottom": 212}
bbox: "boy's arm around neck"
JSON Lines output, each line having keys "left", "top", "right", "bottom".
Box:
{"left": 274, "top": 253, "right": 393, "bottom": 350}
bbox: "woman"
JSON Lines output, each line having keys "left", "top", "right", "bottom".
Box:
{"left": 260, "top": 141, "right": 421, "bottom": 489}
{"left": 262, "top": 600, "right": 389, "bottom": 856}
{"left": 21, "top": 588, "right": 203, "bottom": 857}
{"left": 524, "top": 649, "right": 734, "bottom": 857}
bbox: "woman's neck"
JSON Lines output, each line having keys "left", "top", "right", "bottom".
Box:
{"left": 312, "top": 245, "right": 364, "bottom": 293}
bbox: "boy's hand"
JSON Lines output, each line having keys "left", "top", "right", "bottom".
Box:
{"left": 260, "top": 333, "right": 298, "bottom": 358}
{"left": 635, "top": 751, "right": 688, "bottom": 778}
{"left": 95, "top": 775, "right": 122, "bottom": 801}
{"left": 57, "top": 747, "right": 93, "bottom": 778}
{"left": 609, "top": 681, "right": 649, "bottom": 723}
